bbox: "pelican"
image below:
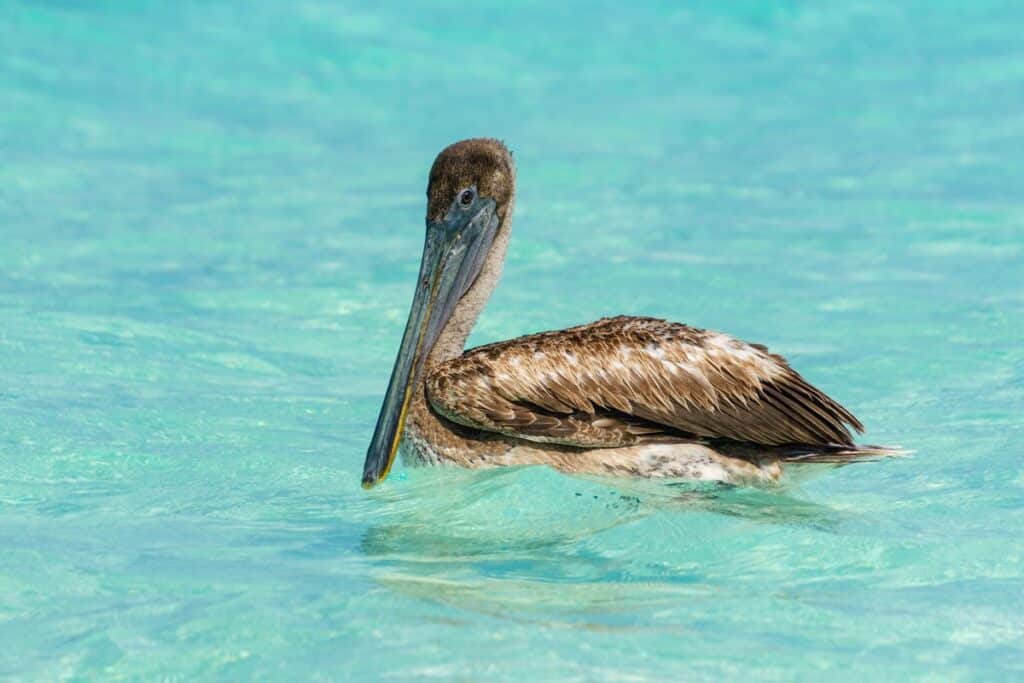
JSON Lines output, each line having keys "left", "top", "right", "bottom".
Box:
{"left": 362, "top": 138, "right": 894, "bottom": 488}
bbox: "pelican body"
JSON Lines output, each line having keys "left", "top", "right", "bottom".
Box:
{"left": 362, "top": 139, "right": 890, "bottom": 488}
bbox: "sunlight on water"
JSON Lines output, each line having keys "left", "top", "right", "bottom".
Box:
{"left": 2, "top": 0, "right": 1023, "bottom": 679}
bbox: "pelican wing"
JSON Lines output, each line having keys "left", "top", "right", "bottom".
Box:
{"left": 425, "top": 316, "right": 863, "bottom": 448}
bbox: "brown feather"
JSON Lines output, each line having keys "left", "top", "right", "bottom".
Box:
{"left": 425, "top": 316, "right": 863, "bottom": 449}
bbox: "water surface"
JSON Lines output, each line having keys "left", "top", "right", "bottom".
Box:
{"left": 2, "top": 1, "right": 1023, "bottom": 680}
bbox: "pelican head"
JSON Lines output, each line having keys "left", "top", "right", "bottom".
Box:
{"left": 362, "top": 139, "right": 515, "bottom": 488}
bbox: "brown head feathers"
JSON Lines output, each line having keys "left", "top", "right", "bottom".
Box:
{"left": 427, "top": 138, "right": 515, "bottom": 222}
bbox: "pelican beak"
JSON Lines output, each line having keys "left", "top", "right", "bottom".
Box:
{"left": 362, "top": 195, "right": 499, "bottom": 488}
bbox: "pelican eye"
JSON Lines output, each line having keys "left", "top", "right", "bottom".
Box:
{"left": 459, "top": 189, "right": 474, "bottom": 207}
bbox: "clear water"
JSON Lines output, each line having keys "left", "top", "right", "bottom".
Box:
{"left": 2, "top": 1, "right": 1023, "bottom": 680}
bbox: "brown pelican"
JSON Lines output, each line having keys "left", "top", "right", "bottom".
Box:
{"left": 362, "top": 138, "right": 894, "bottom": 488}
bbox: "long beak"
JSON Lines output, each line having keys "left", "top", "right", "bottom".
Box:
{"left": 362, "top": 197, "right": 499, "bottom": 488}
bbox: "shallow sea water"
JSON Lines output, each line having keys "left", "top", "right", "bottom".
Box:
{"left": 2, "top": 1, "right": 1023, "bottom": 680}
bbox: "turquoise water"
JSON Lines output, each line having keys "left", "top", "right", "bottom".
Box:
{"left": 3, "top": 1, "right": 1023, "bottom": 679}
